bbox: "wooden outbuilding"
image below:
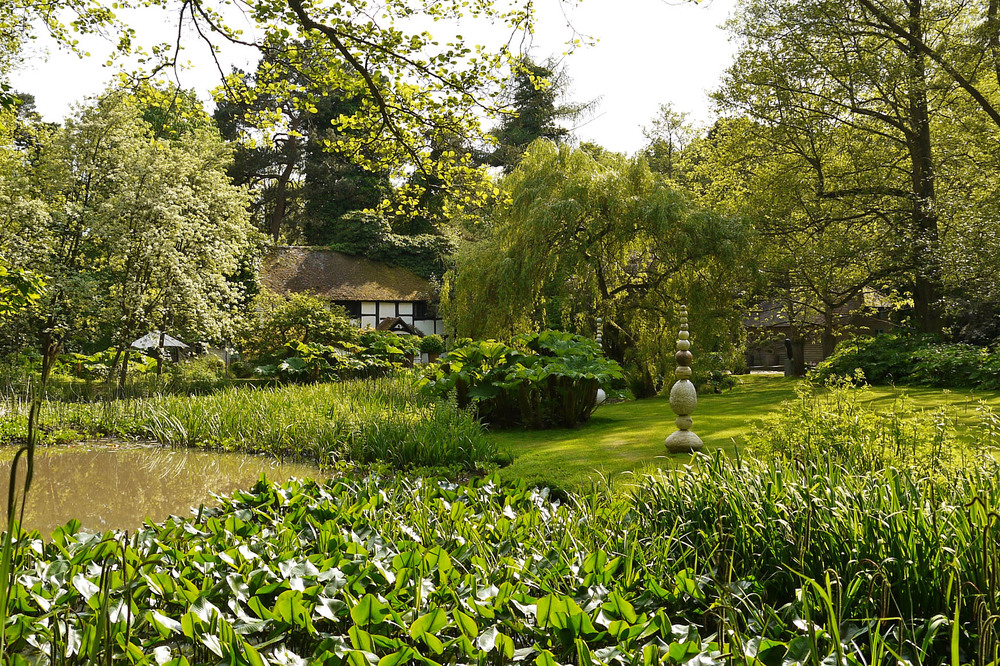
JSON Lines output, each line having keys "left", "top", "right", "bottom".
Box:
{"left": 745, "top": 293, "right": 895, "bottom": 371}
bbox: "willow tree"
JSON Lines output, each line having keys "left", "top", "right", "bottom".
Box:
{"left": 444, "top": 141, "right": 754, "bottom": 396}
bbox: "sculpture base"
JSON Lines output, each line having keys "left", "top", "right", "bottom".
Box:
{"left": 665, "top": 429, "right": 703, "bottom": 453}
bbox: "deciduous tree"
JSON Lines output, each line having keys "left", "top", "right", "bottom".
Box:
{"left": 0, "top": 89, "right": 255, "bottom": 388}
{"left": 445, "top": 140, "right": 753, "bottom": 396}
{"left": 717, "top": 0, "right": 1000, "bottom": 334}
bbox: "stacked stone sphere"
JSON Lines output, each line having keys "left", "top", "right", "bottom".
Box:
{"left": 665, "top": 306, "right": 703, "bottom": 452}
{"left": 594, "top": 318, "right": 607, "bottom": 405}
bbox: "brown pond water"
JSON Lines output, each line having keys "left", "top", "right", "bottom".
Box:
{"left": 0, "top": 443, "right": 322, "bottom": 536}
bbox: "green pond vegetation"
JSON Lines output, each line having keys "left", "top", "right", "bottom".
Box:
{"left": 0, "top": 453, "right": 998, "bottom": 664}
{"left": 2, "top": 373, "right": 1000, "bottom": 663}
{"left": 0, "top": 376, "right": 499, "bottom": 473}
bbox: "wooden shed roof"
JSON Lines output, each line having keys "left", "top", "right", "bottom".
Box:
{"left": 261, "top": 247, "right": 432, "bottom": 302}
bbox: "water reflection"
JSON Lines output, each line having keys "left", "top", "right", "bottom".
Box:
{"left": 0, "top": 443, "right": 322, "bottom": 536}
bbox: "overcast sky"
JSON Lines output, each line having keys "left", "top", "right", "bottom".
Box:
{"left": 9, "top": 0, "right": 737, "bottom": 155}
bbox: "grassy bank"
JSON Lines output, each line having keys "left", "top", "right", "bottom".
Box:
{"left": 0, "top": 375, "right": 498, "bottom": 472}
{"left": 1, "top": 456, "right": 997, "bottom": 664}
{"left": 491, "top": 375, "right": 1000, "bottom": 489}
{"left": 4, "top": 374, "right": 999, "bottom": 487}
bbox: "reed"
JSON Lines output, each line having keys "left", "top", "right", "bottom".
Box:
{"left": 1, "top": 375, "right": 499, "bottom": 471}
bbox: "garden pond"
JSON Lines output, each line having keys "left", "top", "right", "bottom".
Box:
{"left": 0, "top": 442, "right": 321, "bottom": 535}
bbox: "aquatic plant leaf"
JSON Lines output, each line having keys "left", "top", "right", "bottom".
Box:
{"left": 352, "top": 593, "right": 389, "bottom": 626}
{"left": 535, "top": 650, "right": 559, "bottom": 666}
{"left": 781, "top": 637, "right": 813, "bottom": 666}
{"left": 72, "top": 573, "right": 99, "bottom": 601}
{"left": 316, "top": 595, "right": 347, "bottom": 621}
{"left": 409, "top": 609, "right": 448, "bottom": 639}
{"left": 476, "top": 625, "right": 498, "bottom": 652}
{"left": 148, "top": 610, "right": 182, "bottom": 637}
{"left": 379, "top": 646, "right": 418, "bottom": 666}
{"left": 453, "top": 609, "right": 477, "bottom": 639}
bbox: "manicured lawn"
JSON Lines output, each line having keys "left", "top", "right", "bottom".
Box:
{"left": 491, "top": 375, "right": 1000, "bottom": 489}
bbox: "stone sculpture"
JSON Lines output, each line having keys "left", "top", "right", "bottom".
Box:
{"left": 665, "top": 305, "right": 703, "bottom": 452}
{"left": 594, "top": 317, "right": 607, "bottom": 406}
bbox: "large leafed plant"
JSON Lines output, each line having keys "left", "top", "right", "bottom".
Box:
{"left": 421, "top": 331, "right": 623, "bottom": 429}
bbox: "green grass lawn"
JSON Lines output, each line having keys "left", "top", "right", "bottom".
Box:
{"left": 491, "top": 375, "right": 1000, "bottom": 490}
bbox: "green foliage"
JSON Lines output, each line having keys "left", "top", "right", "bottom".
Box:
{"left": 1, "top": 349, "right": 240, "bottom": 402}
{"left": 326, "top": 211, "right": 453, "bottom": 279}
{"left": 0, "top": 257, "right": 43, "bottom": 318}
{"left": 0, "top": 1, "right": 124, "bottom": 108}
{"left": 2, "top": 456, "right": 1000, "bottom": 663}
{"left": 259, "top": 332, "right": 422, "bottom": 383}
{"left": 165, "top": 355, "right": 229, "bottom": 394}
{"left": 1, "top": 88, "right": 255, "bottom": 364}
{"left": 642, "top": 102, "right": 696, "bottom": 179}
{"left": 133, "top": 81, "right": 216, "bottom": 140}
{"left": 692, "top": 351, "right": 738, "bottom": 393}
{"left": 812, "top": 334, "right": 1000, "bottom": 389}
{"left": 714, "top": 0, "right": 1000, "bottom": 334}
{"left": 484, "top": 57, "right": 585, "bottom": 172}
{"left": 359, "top": 329, "right": 421, "bottom": 361}
{"left": 214, "top": 40, "right": 392, "bottom": 241}
{"left": 419, "top": 334, "right": 446, "bottom": 355}
{"left": 256, "top": 341, "right": 369, "bottom": 383}
{"left": 744, "top": 375, "right": 968, "bottom": 473}
{"left": 421, "top": 331, "right": 623, "bottom": 428}
{"left": 445, "top": 141, "right": 752, "bottom": 397}
{"left": 192, "top": 0, "right": 542, "bottom": 226}
{"left": 235, "top": 290, "right": 359, "bottom": 365}
{"left": 60, "top": 349, "right": 156, "bottom": 381}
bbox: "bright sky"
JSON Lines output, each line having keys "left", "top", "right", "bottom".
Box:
{"left": 9, "top": 0, "right": 737, "bottom": 155}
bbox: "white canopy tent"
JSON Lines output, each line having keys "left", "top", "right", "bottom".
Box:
{"left": 130, "top": 331, "right": 189, "bottom": 351}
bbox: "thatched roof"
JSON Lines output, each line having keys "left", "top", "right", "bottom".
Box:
{"left": 261, "top": 247, "right": 432, "bottom": 302}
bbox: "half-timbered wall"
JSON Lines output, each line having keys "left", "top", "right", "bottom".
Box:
{"left": 341, "top": 300, "right": 445, "bottom": 337}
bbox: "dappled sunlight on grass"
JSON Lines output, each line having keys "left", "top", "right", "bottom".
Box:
{"left": 492, "top": 375, "right": 1000, "bottom": 489}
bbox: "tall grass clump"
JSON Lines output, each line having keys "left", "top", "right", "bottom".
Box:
{"left": 741, "top": 373, "right": 978, "bottom": 473}
{"left": 47, "top": 375, "right": 498, "bottom": 471}
{"left": 633, "top": 453, "right": 999, "bottom": 627}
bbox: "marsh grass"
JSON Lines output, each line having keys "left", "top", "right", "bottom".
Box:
{"left": 1, "top": 375, "right": 498, "bottom": 471}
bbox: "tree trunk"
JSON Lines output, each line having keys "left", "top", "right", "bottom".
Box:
{"left": 269, "top": 130, "right": 301, "bottom": 241}
{"left": 792, "top": 337, "right": 807, "bottom": 377}
{"left": 821, "top": 307, "right": 837, "bottom": 359}
{"left": 118, "top": 349, "right": 131, "bottom": 398}
{"left": 107, "top": 347, "right": 124, "bottom": 388}
{"left": 905, "top": 0, "right": 943, "bottom": 335}
{"left": 157, "top": 330, "right": 166, "bottom": 377}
